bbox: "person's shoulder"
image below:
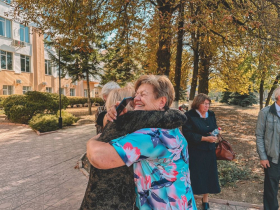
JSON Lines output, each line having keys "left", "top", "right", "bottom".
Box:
{"left": 260, "top": 105, "right": 271, "bottom": 114}
{"left": 208, "top": 110, "right": 215, "bottom": 116}
{"left": 185, "top": 109, "right": 196, "bottom": 116}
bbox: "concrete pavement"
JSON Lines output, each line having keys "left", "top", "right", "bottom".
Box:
{"left": 0, "top": 123, "right": 263, "bottom": 210}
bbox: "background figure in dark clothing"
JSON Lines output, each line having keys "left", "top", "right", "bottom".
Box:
{"left": 95, "top": 81, "right": 120, "bottom": 134}
{"left": 182, "top": 93, "right": 220, "bottom": 210}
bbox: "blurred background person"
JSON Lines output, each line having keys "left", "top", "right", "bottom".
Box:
{"left": 182, "top": 93, "right": 220, "bottom": 210}
{"left": 95, "top": 81, "right": 120, "bottom": 134}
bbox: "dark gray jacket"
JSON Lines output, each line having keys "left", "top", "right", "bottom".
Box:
{"left": 256, "top": 103, "right": 280, "bottom": 164}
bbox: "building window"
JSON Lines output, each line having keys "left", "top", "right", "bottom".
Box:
{"left": 70, "top": 88, "right": 75, "bottom": 96}
{"left": 84, "top": 89, "right": 88, "bottom": 97}
{"left": 3, "top": 85, "right": 13, "bottom": 95}
{"left": 45, "top": 60, "right": 52, "bottom": 75}
{"left": 20, "top": 55, "right": 30, "bottom": 72}
{"left": 46, "top": 87, "right": 52, "bottom": 93}
{"left": 0, "top": 17, "right": 11, "bottom": 38}
{"left": 1, "top": 50, "right": 12, "bottom": 70}
{"left": 23, "top": 86, "right": 32, "bottom": 94}
{"left": 20, "top": 24, "right": 30, "bottom": 43}
{"left": 59, "top": 88, "right": 65, "bottom": 95}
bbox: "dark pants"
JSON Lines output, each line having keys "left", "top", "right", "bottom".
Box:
{"left": 264, "top": 156, "right": 280, "bottom": 210}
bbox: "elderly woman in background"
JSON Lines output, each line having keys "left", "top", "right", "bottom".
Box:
{"left": 87, "top": 75, "right": 197, "bottom": 210}
{"left": 95, "top": 81, "right": 120, "bottom": 134}
{"left": 182, "top": 93, "right": 220, "bottom": 210}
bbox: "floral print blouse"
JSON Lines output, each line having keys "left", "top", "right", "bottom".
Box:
{"left": 110, "top": 127, "right": 197, "bottom": 210}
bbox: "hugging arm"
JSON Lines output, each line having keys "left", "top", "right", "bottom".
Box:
{"left": 87, "top": 135, "right": 125, "bottom": 169}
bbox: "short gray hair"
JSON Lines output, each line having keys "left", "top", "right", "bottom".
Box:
{"left": 101, "top": 81, "right": 120, "bottom": 99}
{"left": 273, "top": 86, "right": 280, "bottom": 101}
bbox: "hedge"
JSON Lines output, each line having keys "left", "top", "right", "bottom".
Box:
{"left": 67, "top": 96, "right": 104, "bottom": 107}
{"left": 29, "top": 111, "right": 78, "bottom": 132}
{"left": 29, "top": 114, "right": 59, "bottom": 132}
{"left": 0, "top": 95, "right": 10, "bottom": 108}
{"left": 3, "top": 91, "right": 69, "bottom": 124}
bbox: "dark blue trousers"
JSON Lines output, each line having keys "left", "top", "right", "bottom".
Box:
{"left": 264, "top": 156, "right": 280, "bottom": 210}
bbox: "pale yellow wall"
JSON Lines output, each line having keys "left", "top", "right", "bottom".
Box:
{"left": 0, "top": 29, "right": 100, "bottom": 96}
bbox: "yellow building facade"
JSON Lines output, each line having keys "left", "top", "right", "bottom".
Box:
{"left": 0, "top": 0, "right": 101, "bottom": 97}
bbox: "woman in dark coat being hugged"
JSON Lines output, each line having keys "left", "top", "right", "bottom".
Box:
{"left": 182, "top": 93, "right": 220, "bottom": 210}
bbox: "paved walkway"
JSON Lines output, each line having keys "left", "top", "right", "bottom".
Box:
{"left": 0, "top": 124, "right": 263, "bottom": 210}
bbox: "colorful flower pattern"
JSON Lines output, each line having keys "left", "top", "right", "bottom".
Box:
{"left": 110, "top": 128, "right": 197, "bottom": 210}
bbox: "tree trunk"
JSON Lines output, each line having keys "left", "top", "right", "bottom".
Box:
{"left": 198, "top": 48, "right": 211, "bottom": 94}
{"left": 174, "top": 0, "right": 185, "bottom": 105}
{"left": 189, "top": 29, "right": 200, "bottom": 100}
{"left": 265, "top": 73, "right": 280, "bottom": 107}
{"left": 156, "top": 0, "right": 172, "bottom": 76}
{"left": 259, "top": 78, "right": 264, "bottom": 109}
{"left": 86, "top": 71, "right": 92, "bottom": 115}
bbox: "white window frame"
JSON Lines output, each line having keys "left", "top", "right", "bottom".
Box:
{"left": 1, "top": 50, "right": 13, "bottom": 70}
{"left": 46, "top": 87, "right": 52, "bottom": 93}
{"left": 20, "top": 24, "right": 29, "bottom": 43}
{"left": 0, "top": 16, "right": 11, "bottom": 38}
{"left": 23, "top": 86, "right": 32, "bottom": 94}
{"left": 20, "top": 55, "right": 30, "bottom": 72}
{"left": 45, "top": 60, "right": 52, "bottom": 75}
{"left": 70, "top": 88, "right": 75, "bottom": 96}
{"left": 3, "top": 85, "right": 13, "bottom": 95}
{"left": 59, "top": 88, "right": 65, "bottom": 95}
{"left": 84, "top": 89, "right": 88, "bottom": 97}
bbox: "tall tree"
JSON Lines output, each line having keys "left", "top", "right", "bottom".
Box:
{"left": 48, "top": 45, "right": 101, "bottom": 115}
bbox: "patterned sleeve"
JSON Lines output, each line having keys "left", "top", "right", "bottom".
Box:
{"left": 110, "top": 129, "right": 167, "bottom": 167}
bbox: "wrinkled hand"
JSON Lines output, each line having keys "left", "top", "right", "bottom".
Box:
{"left": 207, "top": 136, "right": 218, "bottom": 143}
{"left": 106, "top": 101, "right": 128, "bottom": 122}
{"left": 260, "top": 160, "right": 270, "bottom": 168}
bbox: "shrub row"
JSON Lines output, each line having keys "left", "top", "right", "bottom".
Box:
{"left": 3, "top": 91, "right": 69, "bottom": 124}
{"left": 0, "top": 95, "right": 9, "bottom": 108}
{"left": 67, "top": 97, "right": 104, "bottom": 107}
{"left": 29, "top": 110, "right": 79, "bottom": 132}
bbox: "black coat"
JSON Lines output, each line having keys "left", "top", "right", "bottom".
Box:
{"left": 182, "top": 109, "right": 220, "bottom": 194}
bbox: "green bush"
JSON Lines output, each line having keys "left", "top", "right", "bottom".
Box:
{"left": 29, "top": 114, "right": 59, "bottom": 132}
{"left": 220, "top": 91, "right": 257, "bottom": 107}
{"left": 0, "top": 95, "right": 9, "bottom": 108}
{"left": 217, "top": 161, "right": 251, "bottom": 187}
{"left": 3, "top": 91, "right": 69, "bottom": 124}
{"left": 67, "top": 96, "right": 104, "bottom": 107}
{"left": 91, "top": 97, "right": 104, "bottom": 106}
{"left": 3, "top": 95, "right": 27, "bottom": 121}
{"left": 57, "top": 110, "right": 78, "bottom": 126}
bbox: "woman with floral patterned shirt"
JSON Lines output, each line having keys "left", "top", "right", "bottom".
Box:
{"left": 87, "top": 75, "right": 197, "bottom": 210}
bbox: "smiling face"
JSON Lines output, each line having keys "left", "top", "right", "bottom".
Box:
{"left": 134, "top": 83, "right": 166, "bottom": 111}
{"left": 198, "top": 99, "right": 210, "bottom": 114}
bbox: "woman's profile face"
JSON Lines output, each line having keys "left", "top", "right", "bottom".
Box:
{"left": 134, "top": 83, "right": 163, "bottom": 111}
{"left": 198, "top": 99, "right": 210, "bottom": 113}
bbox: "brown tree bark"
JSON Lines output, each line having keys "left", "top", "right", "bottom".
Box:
{"left": 174, "top": 0, "right": 185, "bottom": 102}
{"left": 156, "top": 0, "right": 173, "bottom": 76}
{"left": 86, "top": 70, "right": 92, "bottom": 115}
{"left": 265, "top": 74, "right": 280, "bottom": 107}
{"left": 198, "top": 48, "right": 212, "bottom": 94}
{"left": 189, "top": 29, "right": 200, "bottom": 100}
